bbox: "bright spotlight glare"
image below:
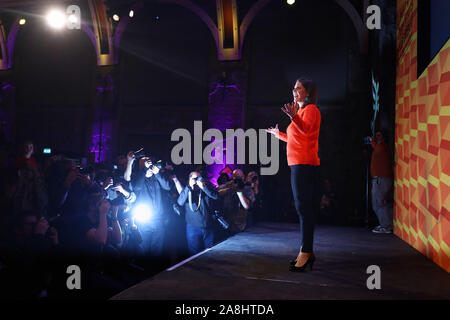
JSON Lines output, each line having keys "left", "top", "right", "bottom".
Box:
{"left": 113, "top": 14, "right": 120, "bottom": 22}
{"left": 132, "top": 204, "right": 152, "bottom": 223}
{"left": 129, "top": 10, "right": 134, "bottom": 18}
{"left": 46, "top": 10, "right": 66, "bottom": 29}
{"left": 68, "top": 14, "right": 78, "bottom": 24}
{"left": 19, "top": 19, "right": 26, "bottom": 25}
{"left": 287, "top": 0, "right": 295, "bottom": 5}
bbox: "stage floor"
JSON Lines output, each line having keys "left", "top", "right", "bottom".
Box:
{"left": 112, "top": 223, "right": 450, "bottom": 300}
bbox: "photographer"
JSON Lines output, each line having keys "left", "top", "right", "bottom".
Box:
{"left": 217, "top": 169, "right": 255, "bottom": 233}
{"left": 246, "top": 171, "right": 261, "bottom": 227}
{"left": 72, "top": 194, "right": 122, "bottom": 255}
{"left": 69, "top": 193, "right": 126, "bottom": 298}
{"left": 0, "top": 210, "right": 59, "bottom": 299}
{"left": 173, "top": 171, "right": 219, "bottom": 255}
{"left": 59, "top": 161, "right": 94, "bottom": 217}
{"left": 367, "top": 131, "right": 394, "bottom": 234}
{"left": 131, "top": 156, "right": 171, "bottom": 265}
{"left": 97, "top": 170, "right": 136, "bottom": 206}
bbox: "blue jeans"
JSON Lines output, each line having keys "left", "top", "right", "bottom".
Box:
{"left": 290, "top": 164, "right": 320, "bottom": 253}
{"left": 186, "top": 224, "right": 215, "bottom": 256}
{"left": 371, "top": 177, "right": 393, "bottom": 229}
{"left": 137, "top": 219, "right": 165, "bottom": 259}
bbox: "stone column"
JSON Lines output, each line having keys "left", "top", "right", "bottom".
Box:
{"left": 206, "top": 61, "right": 248, "bottom": 184}
{"left": 88, "top": 66, "right": 119, "bottom": 163}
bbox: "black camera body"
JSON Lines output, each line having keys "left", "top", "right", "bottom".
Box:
{"left": 78, "top": 166, "right": 93, "bottom": 176}
{"left": 108, "top": 196, "right": 124, "bottom": 207}
{"left": 233, "top": 177, "right": 246, "bottom": 190}
{"left": 154, "top": 161, "right": 164, "bottom": 169}
{"left": 193, "top": 175, "right": 205, "bottom": 183}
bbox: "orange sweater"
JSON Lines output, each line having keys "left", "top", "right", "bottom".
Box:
{"left": 277, "top": 104, "right": 321, "bottom": 166}
{"left": 370, "top": 142, "right": 392, "bottom": 177}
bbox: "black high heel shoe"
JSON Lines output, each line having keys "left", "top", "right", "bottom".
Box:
{"left": 289, "top": 254, "right": 315, "bottom": 272}
{"left": 289, "top": 253, "right": 315, "bottom": 266}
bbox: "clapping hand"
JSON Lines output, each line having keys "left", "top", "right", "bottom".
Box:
{"left": 266, "top": 124, "right": 279, "bottom": 136}
{"left": 281, "top": 101, "right": 298, "bottom": 119}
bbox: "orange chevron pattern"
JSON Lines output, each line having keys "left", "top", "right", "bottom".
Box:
{"left": 396, "top": 0, "right": 450, "bottom": 272}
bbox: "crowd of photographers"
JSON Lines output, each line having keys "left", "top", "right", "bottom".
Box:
{"left": 0, "top": 141, "right": 262, "bottom": 299}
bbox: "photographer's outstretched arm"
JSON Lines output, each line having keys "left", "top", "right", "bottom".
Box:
{"left": 177, "top": 186, "right": 189, "bottom": 206}
{"left": 124, "top": 151, "right": 135, "bottom": 182}
{"left": 86, "top": 200, "right": 109, "bottom": 245}
{"left": 237, "top": 191, "right": 251, "bottom": 210}
{"left": 218, "top": 187, "right": 231, "bottom": 196}
{"left": 109, "top": 206, "right": 122, "bottom": 244}
{"left": 201, "top": 183, "right": 219, "bottom": 200}
{"left": 125, "top": 191, "right": 136, "bottom": 204}
{"left": 172, "top": 177, "right": 183, "bottom": 194}
{"left": 155, "top": 172, "right": 171, "bottom": 191}
{"left": 116, "top": 185, "right": 130, "bottom": 199}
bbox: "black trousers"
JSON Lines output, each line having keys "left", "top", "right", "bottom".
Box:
{"left": 290, "top": 164, "right": 320, "bottom": 253}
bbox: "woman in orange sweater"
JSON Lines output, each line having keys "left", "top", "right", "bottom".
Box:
{"left": 267, "top": 78, "right": 321, "bottom": 272}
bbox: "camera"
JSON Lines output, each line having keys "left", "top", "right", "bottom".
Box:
{"left": 212, "top": 210, "right": 230, "bottom": 230}
{"left": 78, "top": 166, "right": 93, "bottom": 176}
{"left": 233, "top": 177, "right": 246, "bottom": 190}
{"left": 45, "top": 214, "right": 62, "bottom": 237}
{"left": 193, "top": 175, "right": 205, "bottom": 183}
{"left": 252, "top": 175, "right": 258, "bottom": 183}
{"left": 154, "top": 160, "right": 164, "bottom": 169}
{"left": 108, "top": 196, "right": 124, "bottom": 207}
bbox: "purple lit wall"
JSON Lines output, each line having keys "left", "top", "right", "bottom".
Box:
{"left": 89, "top": 74, "right": 116, "bottom": 163}
{"left": 89, "top": 122, "right": 112, "bottom": 163}
{"left": 206, "top": 70, "right": 247, "bottom": 185}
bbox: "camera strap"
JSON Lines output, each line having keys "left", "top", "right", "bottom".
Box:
{"left": 188, "top": 189, "right": 202, "bottom": 212}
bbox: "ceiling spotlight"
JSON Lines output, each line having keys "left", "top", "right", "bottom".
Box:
{"left": 46, "top": 9, "right": 66, "bottom": 29}
{"left": 19, "top": 19, "right": 26, "bottom": 25}
{"left": 287, "top": 0, "right": 295, "bottom": 5}
{"left": 129, "top": 10, "right": 134, "bottom": 18}
{"left": 113, "top": 14, "right": 120, "bottom": 22}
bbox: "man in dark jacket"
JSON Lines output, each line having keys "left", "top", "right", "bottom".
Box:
{"left": 174, "top": 171, "right": 219, "bottom": 255}
{"left": 131, "top": 157, "right": 171, "bottom": 262}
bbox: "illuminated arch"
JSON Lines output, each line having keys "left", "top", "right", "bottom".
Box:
{"left": 0, "top": 18, "right": 21, "bottom": 70}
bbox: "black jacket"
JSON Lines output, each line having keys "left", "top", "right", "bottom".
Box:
{"left": 177, "top": 183, "right": 219, "bottom": 228}
{"left": 131, "top": 171, "right": 171, "bottom": 221}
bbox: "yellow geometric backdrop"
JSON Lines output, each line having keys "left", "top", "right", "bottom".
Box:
{"left": 395, "top": 0, "right": 450, "bottom": 272}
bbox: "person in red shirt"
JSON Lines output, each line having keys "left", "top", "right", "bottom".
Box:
{"left": 14, "top": 141, "right": 38, "bottom": 171}
{"left": 267, "top": 78, "right": 321, "bottom": 272}
{"left": 368, "top": 131, "right": 393, "bottom": 234}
